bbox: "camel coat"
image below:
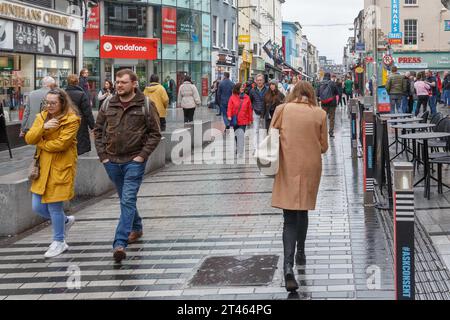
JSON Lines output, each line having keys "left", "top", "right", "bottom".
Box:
{"left": 271, "top": 102, "right": 329, "bottom": 211}
{"left": 25, "top": 111, "right": 80, "bottom": 204}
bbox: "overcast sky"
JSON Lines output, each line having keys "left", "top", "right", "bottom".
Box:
{"left": 282, "top": 0, "right": 364, "bottom": 63}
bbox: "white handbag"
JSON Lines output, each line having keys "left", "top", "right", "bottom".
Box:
{"left": 256, "top": 128, "right": 280, "bottom": 177}
{"left": 255, "top": 105, "right": 286, "bottom": 177}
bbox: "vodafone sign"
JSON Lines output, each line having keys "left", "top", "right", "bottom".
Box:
{"left": 100, "top": 36, "right": 158, "bottom": 60}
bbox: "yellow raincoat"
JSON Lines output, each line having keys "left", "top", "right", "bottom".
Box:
{"left": 25, "top": 111, "right": 80, "bottom": 204}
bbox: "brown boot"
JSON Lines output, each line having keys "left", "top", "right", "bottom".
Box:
{"left": 128, "top": 231, "right": 143, "bottom": 244}
{"left": 113, "top": 247, "right": 126, "bottom": 263}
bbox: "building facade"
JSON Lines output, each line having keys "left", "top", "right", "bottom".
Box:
{"left": 84, "top": 0, "right": 212, "bottom": 107}
{"left": 237, "top": 0, "right": 284, "bottom": 81}
{"left": 211, "top": 0, "right": 238, "bottom": 82}
{"left": 363, "top": 0, "right": 450, "bottom": 74}
{"left": 0, "top": 0, "right": 84, "bottom": 123}
{"left": 282, "top": 21, "right": 302, "bottom": 77}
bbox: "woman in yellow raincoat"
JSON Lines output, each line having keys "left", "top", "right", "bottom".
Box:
{"left": 25, "top": 88, "right": 80, "bottom": 258}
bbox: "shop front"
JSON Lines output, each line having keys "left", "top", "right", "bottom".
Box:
{"left": 87, "top": 1, "right": 211, "bottom": 108}
{"left": 212, "top": 52, "right": 237, "bottom": 82}
{"left": 0, "top": 0, "right": 82, "bottom": 143}
{"left": 393, "top": 52, "right": 450, "bottom": 75}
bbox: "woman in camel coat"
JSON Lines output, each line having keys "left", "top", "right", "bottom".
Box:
{"left": 270, "top": 81, "right": 329, "bottom": 292}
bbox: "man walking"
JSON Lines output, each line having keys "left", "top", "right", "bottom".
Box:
{"left": 65, "top": 74, "right": 95, "bottom": 156}
{"left": 318, "top": 73, "right": 339, "bottom": 138}
{"left": 94, "top": 69, "right": 162, "bottom": 263}
{"left": 443, "top": 71, "right": 450, "bottom": 107}
{"left": 217, "top": 72, "right": 234, "bottom": 129}
{"left": 20, "top": 76, "right": 56, "bottom": 136}
{"left": 249, "top": 74, "right": 268, "bottom": 152}
{"left": 144, "top": 74, "right": 170, "bottom": 132}
{"left": 386, "top": 66, "right": 407, "bottom": 114}
{"left": 425, "top": 70, "right": 438, "bottom": 115}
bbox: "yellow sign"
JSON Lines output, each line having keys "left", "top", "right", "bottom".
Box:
{"left": 355, "top": 67, "right": 364, "bottom": 74}
{"left": 238, "top": 35, "right": 251, "bottom": 44}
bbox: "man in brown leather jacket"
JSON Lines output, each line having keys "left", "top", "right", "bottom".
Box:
{"left": 94, "top": 69, "right": 161, "bottom": 263}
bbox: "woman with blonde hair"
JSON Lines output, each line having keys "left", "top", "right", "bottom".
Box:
{"left": 270, "top": 81, "right": 329, "bottom": 292}
{"left": 25, "top": 88, "right": 80, "bottom": 258}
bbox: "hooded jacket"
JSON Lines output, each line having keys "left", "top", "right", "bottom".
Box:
{"left": 144, "top": 83, "right": 170, "bottom": 118}
{"left": 25, "top": 111, "right": 81, "bottom": 203}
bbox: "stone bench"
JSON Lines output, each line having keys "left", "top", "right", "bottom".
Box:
{"left": 75, "top": 137, "right": 166, "bottom": 197}
{"left": 0, "top": 138, "right": 167, "bottom": 236}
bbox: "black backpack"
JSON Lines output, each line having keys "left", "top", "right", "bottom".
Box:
{"left": 319, "top": 81, "right": 335, "bottom": 104}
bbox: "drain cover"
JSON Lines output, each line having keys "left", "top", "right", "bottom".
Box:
{"left": 189, "top": 255, "right": 279, "bottom": 287}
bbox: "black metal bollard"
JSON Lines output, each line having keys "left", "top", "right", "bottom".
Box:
{"left": 363, "top": 111, "right": 375, "bottom": 206}
{"left": 392, "top": 162, "right": 415, "bottom": 300}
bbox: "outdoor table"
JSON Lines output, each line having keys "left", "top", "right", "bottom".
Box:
{"left": 380, "top": 113, "right": 413, "bottom": 119}
{"left": 387, "top": 118, "right": 423, "bottom": 153}
{"left": 399, "top": 132, "right": 450, "bottom": 199}
{"left": 390, "top": 123, "right": 436, "bottom": 162}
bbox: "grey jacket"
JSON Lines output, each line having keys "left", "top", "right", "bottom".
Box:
{"left": 21, "top": 87, "right": 50, "bottom": 132}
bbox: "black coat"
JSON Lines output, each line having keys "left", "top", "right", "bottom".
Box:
{"left": 66, "top": 85, "right": 95, "bottom": 155}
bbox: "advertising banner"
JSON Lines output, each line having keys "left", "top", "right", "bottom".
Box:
{"left": 162, "top": 7, "right": 177, "bottom": 45}
{"left": 84, "top": 5, "right": 100, "bottom": 41}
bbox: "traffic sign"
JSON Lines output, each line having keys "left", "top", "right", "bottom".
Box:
{"left": 383, "top": 55, "right": 394, "bottom": 67}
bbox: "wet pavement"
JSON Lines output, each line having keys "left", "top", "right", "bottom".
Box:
{"left": 0, "top": 106, "right": 448, "bottom": 300}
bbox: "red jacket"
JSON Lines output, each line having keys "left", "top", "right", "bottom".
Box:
{"left": 227, "top": 94, "right": 253, "bottom": 126}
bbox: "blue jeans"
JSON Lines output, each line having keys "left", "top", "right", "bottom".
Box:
{"left": 104, "top": 160, "right": 146, "bottom": 249}
{"left": 444, "top": 90, "right": 450, "bottom": 107}
{"left": 429, "top": 95, "right": 437, "bottom": 116}
{"left": 220, "top": 104, "right": 230, "bottom": 128}
{"left": 32, "top": 193, "right": 66, "bottom": 242}
{"left": 390, "top": 95, "right": 403, "bottom": 114}
{"left": 400, "top": 96, "right": 409, "bottom": 113}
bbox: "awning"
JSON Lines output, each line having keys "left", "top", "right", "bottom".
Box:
{"left": 265, "top": 63, "right": 283, "bottom": 73}
{"left": 282, "top": 62, "right": 300, "bottom": 75}
{"left": 299, "top": 72, "right": 313, "bottom": 80}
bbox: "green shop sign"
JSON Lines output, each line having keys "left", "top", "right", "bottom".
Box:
{"left": 393, "top": 52, "right": 450, "bottom": 69}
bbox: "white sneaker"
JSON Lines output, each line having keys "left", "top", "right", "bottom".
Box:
{"left": 44, "top": 241, "right": 69, "bottom": 258}
{"left": 65, "top": 216, "right": 75, "bottom": 235}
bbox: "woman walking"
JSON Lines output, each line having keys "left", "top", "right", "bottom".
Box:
{"left": 98, "top": 80, "right": 115, "bottom": 109}
{"left": 227, "top": 83, "right": 253, "bottom": 157}
{"left": 270, "top": 81, "right": 329, "bottom": 292}
{"left": 414, "top": 72, "right": 431, "bottom": 116}
{"left": 264, "top": 80, "right": 285, "bottom": 131}
{"left": 177, "top": 75, "right": 201, "bottom": 123}
{"left": 25, "top": 88, "right": 80, "bottom": 258}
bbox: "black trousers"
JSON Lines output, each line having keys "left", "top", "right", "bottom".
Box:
{"left": 416, "top": 96, "right": 429, "bottom": 116}
{"left": 283, "top": 210, "right": 309, "bottom": 266}
{"left": 183, "top": 108, "right": 195, "bottom": 123}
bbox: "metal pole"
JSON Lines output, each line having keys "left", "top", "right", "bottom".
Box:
{"left": 373, "top": 0, "right": 378, "bottom": 114}
{"left": 351, "top": 101, "right": 358, "bottom": 159}
{"left": 392, "top": 162, "right": 415, "bottom": 300}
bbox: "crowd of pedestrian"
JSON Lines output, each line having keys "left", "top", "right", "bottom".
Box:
{"left": 386, "top": 67, "right": 449, "bottom": 116}
{"left": 18, "top": 67, "right": 336, "bottom": 294}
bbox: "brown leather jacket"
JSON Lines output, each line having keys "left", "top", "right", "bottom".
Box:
{"left": 94, "top": 91, "right": 162, "bottom": 163}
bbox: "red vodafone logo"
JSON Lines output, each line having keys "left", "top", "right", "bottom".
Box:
{"left": 100, "top": 36, "right": 158, "bottom": 60}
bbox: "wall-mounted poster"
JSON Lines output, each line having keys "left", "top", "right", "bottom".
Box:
{"left": 0, "top": 19, "right": 13, "bottom": 50}
{"left": 59, "top": 31, "right": 76, "bottom": 56}
{"left": 14, "top": 22, "right": 38, "bottom": 52}
{"left": 37, "top": 26, "right": 59, "bottom": 54}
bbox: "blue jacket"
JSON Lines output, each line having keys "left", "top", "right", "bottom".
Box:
{"left": 217, "top": 78, "right": 234, "bottom": 109}
{"left": 249, "top": 85, "right": 268, "bottom": 116}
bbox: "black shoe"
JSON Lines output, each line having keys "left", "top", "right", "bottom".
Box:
{"left": 329, "top": 132, "right": 335, "bottom": 138}
{"left": 284, "top": 264, "right": 299, "bottom": 292}
{"left": 295, "top": 252, "right": 306, "bottom": 266}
